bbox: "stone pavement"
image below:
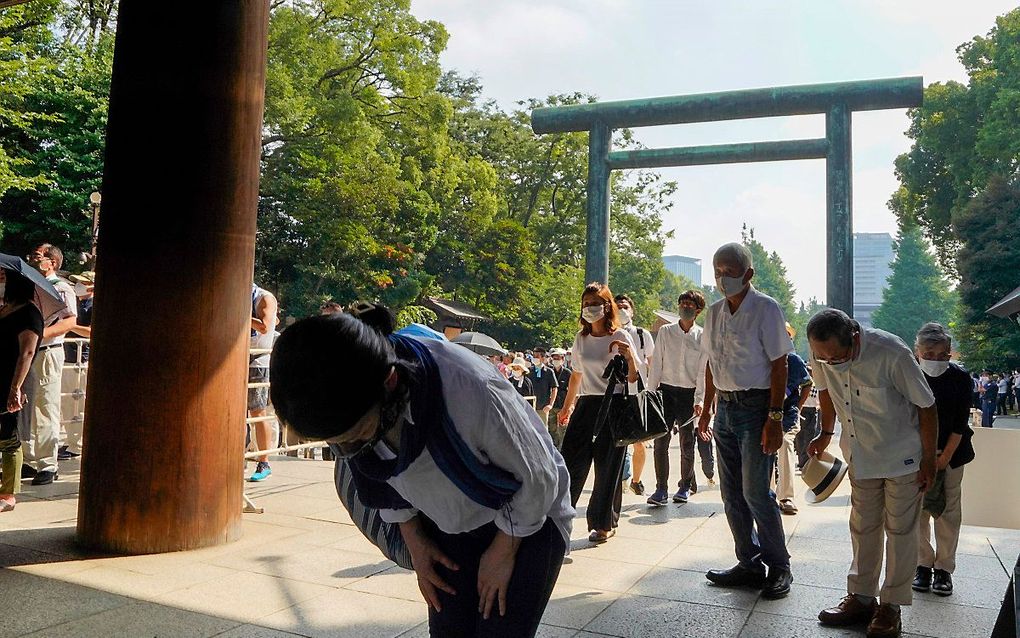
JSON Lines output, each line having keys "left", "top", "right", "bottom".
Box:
{"left": 1, "top": 442, "right": 1017, "bottom": 638}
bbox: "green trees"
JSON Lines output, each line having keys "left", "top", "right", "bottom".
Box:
{"left": 871, "top": 227, "right": 957, "bottom": 346}
{"left": 890, "top": 8, "right": 1020, "bottom": 370}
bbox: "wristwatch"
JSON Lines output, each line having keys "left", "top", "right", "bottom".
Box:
{"left": 768, "top": 409, "right": 783, "bottom": 422}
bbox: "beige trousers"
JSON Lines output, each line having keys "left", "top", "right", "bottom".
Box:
{"left": 847, "top": 468, "right": 922, "bottom": 606}
{"left": 775, "top": 422, "right": 800, "bottom": 502}
{"left": 918, "top": 464, "right": 964, "bottom": 573}
{"left": 23, "top": 348, "right": 64, "bottom": 473}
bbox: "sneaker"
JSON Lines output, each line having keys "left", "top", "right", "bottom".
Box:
{"left": 0, "top": 495, "right": 15, "bottom": 512}
{"left": 629, "top": 480, "right": 645, "bottom": 496}
{"left": 247, "top": 461, "right": 272, "bottom": 482}
{"left": 779, "top": 499, "right": 798, "bottom": 515}
{"left": 647, "top": 488, "right": 669, "bottom": 506}
{"left": 912, "top": 565, "right": 932, "bottom": 592}
{"left": 673, "top": 488, "right": 690, "bottom": 503}
{"left": 932, "top": 568, "right": 953, "bottom": 596}
{"left": 31, "top": 470, "right": 57, "bottom": 486}
{"left": 57, "top": 446, "right": 81, "bottom": 461}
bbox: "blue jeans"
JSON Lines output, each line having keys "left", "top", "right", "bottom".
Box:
{"left": 714, "top": 390, "right": 791, "bottom": 571}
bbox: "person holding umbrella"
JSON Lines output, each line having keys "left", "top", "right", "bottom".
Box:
{"left": 0, "top": 269, "right": 45, "bottom": 511}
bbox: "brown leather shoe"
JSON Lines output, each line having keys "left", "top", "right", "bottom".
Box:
{"left": 818, "top": 594, "right": 877, "bottom": 626}
{"left": 866, "top": 603, "right": 901, "bottom": 638}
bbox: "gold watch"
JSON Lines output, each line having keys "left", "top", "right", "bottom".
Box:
{"left": 768, "top": 409, "right": 783, "bottom": 422}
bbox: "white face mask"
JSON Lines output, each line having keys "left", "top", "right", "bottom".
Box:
{"left": 73, "top": 282, "right": 90, "bottom": 297}
{"left": 918, "top": 359, "right": 950, "bottom": 377}
{"left": 618, "top": 308, "right": 632, "bottom": 325}
{"left": 716, "top": 273, "right": 748, "bottom": 297}
{"left": 581, "top": 304, "right": 605, "bottom": 324}
{"left": 678, "top": 307, "right": 698, "bottom": 322}
{"left": 552, "top": 359, "right": 563, "bottom": 369}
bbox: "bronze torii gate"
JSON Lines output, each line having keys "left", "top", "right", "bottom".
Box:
{"left": 530, "top": 77, "right": 923, "bottom": 314}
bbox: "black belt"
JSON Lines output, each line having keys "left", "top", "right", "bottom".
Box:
{"left": 716, "top": 388, "right": 769, "bottom": 402}
{"left": 39, "top": 344, "right": 62, "bottom": 351}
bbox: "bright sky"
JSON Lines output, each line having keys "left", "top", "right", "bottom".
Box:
{"left": 411, "top": 0, "right": 1016, "bottom": 304}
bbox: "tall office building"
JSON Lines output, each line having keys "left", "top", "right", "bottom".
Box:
{"left": 662, "top": 255, "right": 702, "bottom": 287}
{"left": 853, "top": 232, "right": 895, "bottom": 328}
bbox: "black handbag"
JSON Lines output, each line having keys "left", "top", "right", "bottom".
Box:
{"left": 593, "top": 355, "right": 669, "bottom": 447}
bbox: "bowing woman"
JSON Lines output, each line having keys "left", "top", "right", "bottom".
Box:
{"left": 270, "top": 313, "right": 573, "bottom": 638}
{"left": 556, "top": 282, "right": 640, "bottom": 544}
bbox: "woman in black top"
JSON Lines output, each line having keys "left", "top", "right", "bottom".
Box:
{"left": 0, "top": 270, "right": 44, "bottom": 512}
{"left": 912, "top": 323, "right": 975, "bottom": 597}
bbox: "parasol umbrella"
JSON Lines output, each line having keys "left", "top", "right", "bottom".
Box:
{"left": 395, "top": 322, "right": 447, "bottom": 341}
{"left": 451, "top": 331, "right": 506, "bottom": 357}
{"left": 0, "top": 253, "right": 74, "bottom": 325}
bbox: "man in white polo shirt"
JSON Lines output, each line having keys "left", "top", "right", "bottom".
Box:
{"left": 807, "top": 309, "right": 937, "bottom": 638}
{"left": 697, "top": 242, "right": 794, "bottom": 600}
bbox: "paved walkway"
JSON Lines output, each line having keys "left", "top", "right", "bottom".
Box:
{"left": 1, "top": 443, "right": 1017, "bottom": 638}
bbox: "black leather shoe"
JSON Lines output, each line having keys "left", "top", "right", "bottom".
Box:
{"left": 761, "top": 566, "right": 793, "bottom": 599}
{"left": 31, "top": 470, "right": 57, "bottom": 486}
{"left": 932, "top": 569, "right": 953, "bottom": 596}
{"left": 706, "top": 564, "right": 766, "bottom": 588}
{"left": 912, "top": 565, "right": 932, "bottom": 592}
{"left": 21, "top": 464, "right": 37, "bottom": 479}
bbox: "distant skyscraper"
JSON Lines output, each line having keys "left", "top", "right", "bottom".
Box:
{"left": 853, "top": 233, "right": 895, "bottom": 329}
{"left": 662, "top": 255, "right": 702, "bottom": 287}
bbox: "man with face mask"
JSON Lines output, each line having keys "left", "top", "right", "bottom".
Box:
{"left": 697, "top": 243, "right": 795, "bottom": 600}
{"left": 527, "top": 347, "right": 558, "bottom": 441}
{"left": 22, "top": 244, "right": 77, "bottom": 486}
{"left": 547, "top": 349, "right": 571, "bottom": 449}
{"left": 647, "top": 290, "right": 711, "bottom": 506}
{"left": 807, "top": 309, "right": 938, "bottom": 638}
{"left": 910, "top": 322, "right": 973, "bottom": 599}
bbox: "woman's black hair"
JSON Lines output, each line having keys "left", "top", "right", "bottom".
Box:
{"left": 4, "top": 271, "right": 36, "bottom": 304}
{"left": 271, "top": 313, "right": 398, "bottom": 440}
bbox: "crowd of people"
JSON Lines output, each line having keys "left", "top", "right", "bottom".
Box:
{"left": 0, "top": 237, "right": 1002, "bottom": 638}
{"left": 1, "top": 243, "right": 93, "bottom": 512}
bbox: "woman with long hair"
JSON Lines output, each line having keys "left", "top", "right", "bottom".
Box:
{"left": 270, "top": 310, "right": 572, "bottom": 638}
{"left": 557, "top": 282, "right": 640, "bottom": 543}
{"left": 0, "top": 270, "right": 44, "bottom": 511}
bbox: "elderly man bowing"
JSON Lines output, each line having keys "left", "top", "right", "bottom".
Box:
{"left": 697, "top": 242, "right": 794, "bottom": 599}
{"left": 807, "top": 309, "right": 937, "bottom": 638}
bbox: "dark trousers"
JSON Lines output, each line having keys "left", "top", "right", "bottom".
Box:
{"left": 997, "top": 393, "right": 1007, "bottom": 415}
{"left": 427, "top": 517, "right": 565, "bottom": 638}
{"left": 562, "top": 395, "right": 625, "bottom": 532}
{"left": 653, "top": 385, "right": 713, "bottom": 491}
{"left": 982, "top": 398, "right": 996, "bottom": 427}
{"left": 795, "top": 406, "right": 819, "bottom": 469}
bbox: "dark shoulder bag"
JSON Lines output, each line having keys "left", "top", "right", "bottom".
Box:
{"left": 593, "top": 354, "right": 669, "bottom": 447}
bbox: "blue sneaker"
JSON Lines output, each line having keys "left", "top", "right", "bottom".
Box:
{"left": 647, "top": 488, "right": 669, "bottom": 506}
{"left": 673, "top": 488, "right": 690, "bottom": 503}
{"left": 248, "top": 461, "right": 272, "bottom": 482}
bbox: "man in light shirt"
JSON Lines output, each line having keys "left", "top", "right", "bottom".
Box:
{"left": 646, "top": 289, "right": 712, "bottom": 506}
{"left": 807, "top": 309, "right": 937, "bottom": 638}
{"left": 697, "top": 243, "right": 794, "bottom": 600}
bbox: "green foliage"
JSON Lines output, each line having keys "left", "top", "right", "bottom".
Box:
{"left": 394, "top": 304, "right": 437, "bottom": 329}
{"left": 659, "top": 270, "right": 699, "bottom": 312}
{"left": 791, "top": 297, "right": 827, "bottom": 359}
{"left": 742, "top": 224, "right": 796, "bottom": 319}
{"left": 951, "top": 177, "right": 1020, "bottom": 370}
{"left": 871, "top": 227, "right": 957, "bottom": 346}
{"left": 891, "top": 7, "right": 1020, "bottom": 370}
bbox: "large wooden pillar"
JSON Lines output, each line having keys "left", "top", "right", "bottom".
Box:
{"left": 77, "top": 1, "right": 270, "bottom": 553}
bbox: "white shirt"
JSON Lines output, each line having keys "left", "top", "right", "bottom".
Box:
{"left": 622, "top": 323, "right": 654, "bottom": 377}
{"left": 648, "top": 321, "right": 706, "bottom": 405}
{"left": 570, "top": 328, "right": 639, "bottom": 396}
{"left": 1014, "top": 375, "right": 1020, "bottom": 389}
{"left": 810, "top": 328, "right": 936, "bottom": 480}
{"left": 250, "top": 285, "right": 276, "bottom": 368}
{"left": 377, "top": 337, "right": 574, "bottom": 544}
{"left": 40, "top": 276, "right": 77, "bottom": 347}
{"left": 701, "top": 286, "right": 793, "bottom": 392}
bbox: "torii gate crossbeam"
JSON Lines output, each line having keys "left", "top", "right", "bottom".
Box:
{"left": 530, "top": 76, "right": 923, "bottom": 314}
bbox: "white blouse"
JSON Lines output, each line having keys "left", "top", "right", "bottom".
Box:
{"left": 377, "top": 337, "right": 574, "bottom": 545}
{"left": 570, "top": 328, "right": 639, "bottom": 396}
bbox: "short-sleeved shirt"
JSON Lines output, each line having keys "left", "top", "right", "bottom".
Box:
{"left": 40, "top": 276, "right": 76, "bottom": 347}
{"left": 810, "top": 328, "right": 936, "bottom": 480}
{"left": 925, "top": 363, "right": 974, "bottom": 468}
{"left": 527, "top": 364, "right": 559, "bottom": 408}
{"left": 552, "top": 365, "right": 572, "bottom": 409}
{"left": 571, "top": 328, "right": 637, "bottom": 396}
{"left": 0, "top": 304, "right": 44, "bottom": 397}
{"left": 702, "top": 286, "right": 793, "bottom": 391}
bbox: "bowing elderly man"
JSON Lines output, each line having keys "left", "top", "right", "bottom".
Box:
{"left": 807, "top": 308, "right": 937, "bottom": 638}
